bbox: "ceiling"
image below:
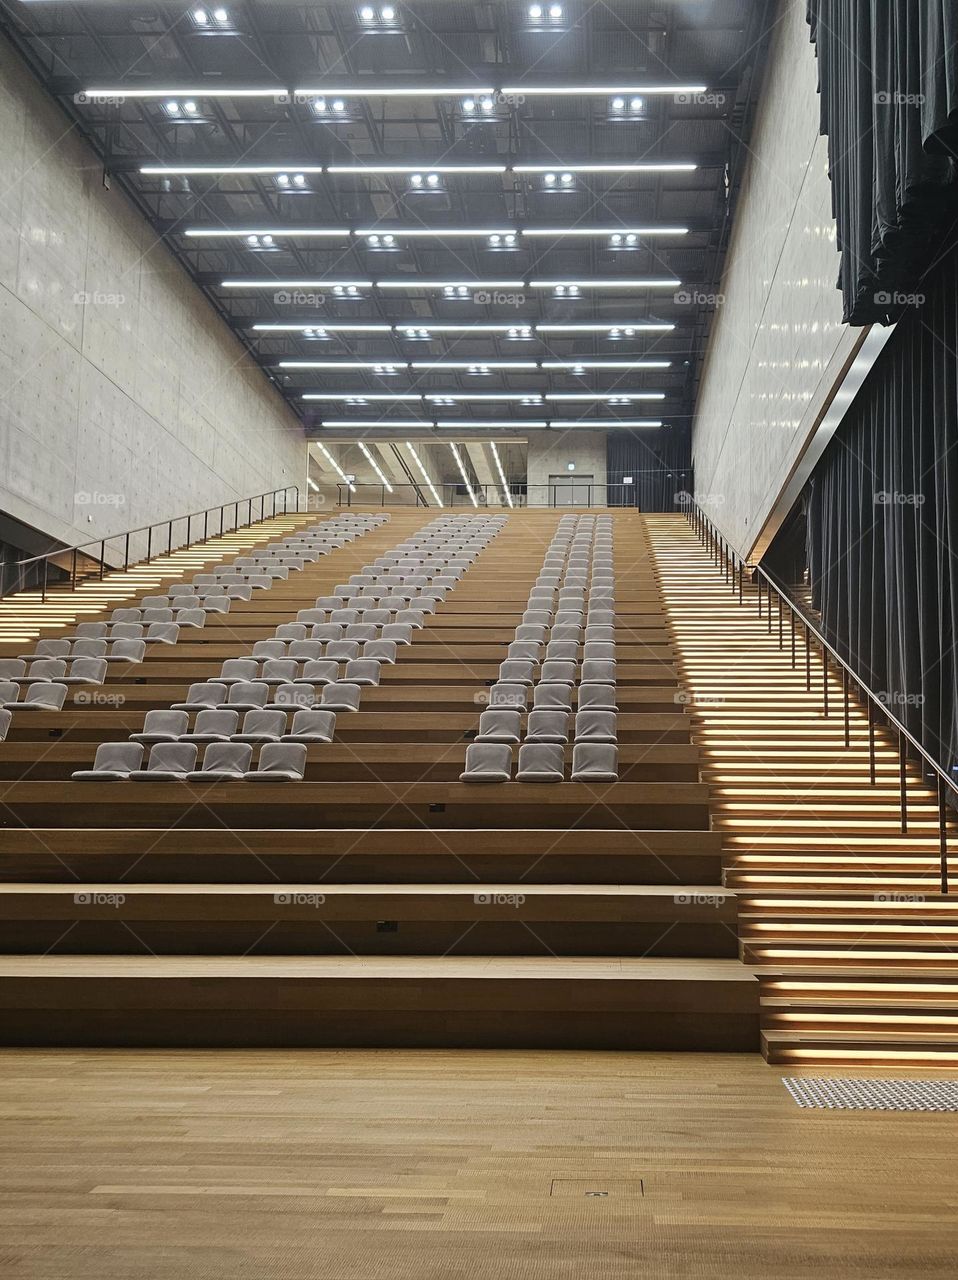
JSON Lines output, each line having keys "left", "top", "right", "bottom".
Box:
{"left": 2, "top": 0, "right": 775, "bottom": 452}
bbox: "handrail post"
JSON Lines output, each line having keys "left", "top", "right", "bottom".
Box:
{"left": 41, "top": 558, "right": 48, "bottom": 603}
{"left": 124, "top": 532, "right": 130, "bottom": 570}
{"left": 843, "top": 668, "right": 850, "bottom": 748}
{"left": 72, "top": 548, "right": 78, "bottom": 591}
{"left": 822, "top": 645, "right": 829, "bottom": 716}
{"left": 899, "top": 731, "right": 908, "bottom": 834}
{"left": 868, "top": 700, "right": 876, "bottom": 784}
{"left": 805, "top": 622, "right": 811, "bottom": 693}
{"left": 939, "top": 778, "right": 949, "bottom": 895}
{"left": 167, "top": 521, "right": 173, "bottom": 556}
{"left": 99, "top": 539, "right": 105, "bottom": 580}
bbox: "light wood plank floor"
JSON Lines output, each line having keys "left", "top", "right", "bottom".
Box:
{"left": 1, "top": 1050, "right": 955, "bottom": 1279}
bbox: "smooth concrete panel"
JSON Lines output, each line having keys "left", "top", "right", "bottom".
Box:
{"left": 690, "top": 0, "right": 857, "bottom": 558}
{"left": 0, "top": 35, "right": 303, "bottom": 553}
{"left": 527, "top": 429, "right": 608, "bottom": 503}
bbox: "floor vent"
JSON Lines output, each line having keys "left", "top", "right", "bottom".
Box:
{"left": 783, "top": 1077, "right": 958, "bottom": 1112}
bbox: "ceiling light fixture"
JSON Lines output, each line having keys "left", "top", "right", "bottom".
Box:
{"left": 357, "top": 441, "right": 394, "bottom": 492}
{"left": 449, "top": 442, "right": 478, "bottom": 507}
{"left": 315, "top": 441, "right": 356, "bottom": 492}
{"left": 405, "top": 442, "right": 444, "bottom": 507}
{"left": 488, "top": 441, "right": 514, "bottom": 508}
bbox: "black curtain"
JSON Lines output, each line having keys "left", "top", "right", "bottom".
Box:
{"left": 805, "top": 244, "right": 958, "bottom": 772}
{"left": 606, "top": 429, "right": 691, "bottom": 512}
{"left": 807, "top": 0, "right": 958, "bottom": 325}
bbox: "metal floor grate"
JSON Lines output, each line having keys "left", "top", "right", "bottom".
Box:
{"left": 783, "top": 1077, "right": 958, "bottom": 1111}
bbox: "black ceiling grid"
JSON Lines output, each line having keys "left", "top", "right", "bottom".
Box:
{"left": 0, "top": 0, "right": 776, "bottom": 446}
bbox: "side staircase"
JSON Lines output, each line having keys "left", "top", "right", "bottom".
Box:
{"left": 647, "top": 514, "right": 958, "bottom": 1069}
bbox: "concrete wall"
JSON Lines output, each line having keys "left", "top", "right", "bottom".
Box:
{"left": 0, "top": 36, "right": 304, "bottom": 556}
{"left": 690, "top": 0, "right": 859, "bottom": 556}
{"left": 526, "top": 429, "right": 608, "bottom": 505}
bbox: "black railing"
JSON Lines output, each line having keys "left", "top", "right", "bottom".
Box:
{"left": 334, "top": 481, "right": 642, "bottom": 508}
{"left": 686, "top": 499, "right": 955, "bottom": 895}
{"left": 2, "top": 485, "right": 300, "bottom": 604}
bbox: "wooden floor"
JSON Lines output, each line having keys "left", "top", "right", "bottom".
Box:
{"left": 0, "top": 1048, "right": 955, "bottom": 1279}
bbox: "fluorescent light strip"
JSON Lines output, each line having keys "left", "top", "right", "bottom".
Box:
{"left": 225, "top": 277, "right": 680, "bottom": 290}
{"left": 405, "top": 442, "right": 444, "bottom": 507}
{"left": 522, "top": 227, "right": 688, "bottom": 237}
{"left": 375, "top": 280, "right": 526, "bottom": 289}
{"left": 303, "top": 393, "right": 422, "bottom": 401}
{"left": 448, "top": 442, "right": 478, "bottom": 507}
{"left": 85, "top": 86, "right": 284, "bottom": 98}
{"left": 223, "top": 279, "right": 373, "bottom": 289}
{"left": 513, "top": 163, "right": 697, "bottom": 173}
{"left": 254, "top": 323, "right": 392, "bottom": 332}
{"left": 282, "top": 360, "right": 669, "bottom": 371}
{"left": 357, "top": 441, "right": 394, "bottom": 493}
{"left": 531, "top": 278, "right": 682, "bottom": 289}
{"left": 317, "top": 419, "right": 661, "bottom": 429}
{"left": 501, "top": 84, "right": 708, "bottom": 96}
{"left": 315, "top": 441, "right": 356, "bottom": 492}
{"left": 281, "top": 361, "right": 406, "bottom": 370}
{"left": 358, "top": 228, "right": 515, "bottom": 238}
{"left": 186, "top": 228, "right": 348, "bottom": 238}
{"left": 541, "top": 360, "right": 671, "bottom": 369}
{"left": 551, "top": 419, "right": 663, "bottom": 427}
{"left": 92, "top": 83, "right": 705, "bottom": 103}
{"left": 296, "top": 86, "right": 495, "bottom": 97}
{"left": 425, "top": 394, "right": 543, "bottom": 402}
{"left": 141, "top": 165, "right": 326, "bottom": 176}
{"left": 329, "top": 164, "right": 507, "bottom": 174}
{"left": 192, "top": 225, "right": 688, "bottom": 241}
{"left": 488, "top": 441, "right": 514, "bottom": 508}
{"left": 410, "top": 361, "right": 539, "bottom": 370}
{"left": 537, "top": 323, "right": 674, "bottom": 332}
{"left": 255, "top": 322, "right": 676, "bottom": 334}
{"left": 546, "top": 392, "right": 666, "bottom": 401}
{"left": 141, "top": 160, "right": 698, "bottom": 177}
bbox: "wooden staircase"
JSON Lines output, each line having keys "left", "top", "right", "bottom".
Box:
{"left": 0, "top": 509, "right": 758, "bottom": 1050}
{"left": 646, "top": 513, "right": 958, "bottom": 1068}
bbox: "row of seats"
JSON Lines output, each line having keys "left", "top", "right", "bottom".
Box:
{"left": 463, "top": 515, "right": 618, "bottom": 781}
{"left": 132, "top": 707, "right": 336, "bottom": 743}
{"left": 71, "top": 513, "right": 505, "bottom": 780}
{"left": 0, "top": 515, "right": 384, "bottom": 746}
{"left": 460, "top": 741, "right": 618, "bottom": 783}
{"left": 74, "top": 741, "right": 308, "bottom": 782}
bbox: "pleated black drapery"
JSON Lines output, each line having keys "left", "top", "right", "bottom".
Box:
{"left": 605, "top": 431, "right": 691, "bottom": 512}
{"left": 807, "top": 0, "right": 958, "bottom": 325}
{"left": 806, "top": 245, "right": 958, "bottom": 772}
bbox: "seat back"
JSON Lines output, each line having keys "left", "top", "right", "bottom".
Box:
{"left": 147, "top": 742, "right": 198, "bottom": 774}
{"left": 253, "top": 742, "right": 307, "bottom": 780}
{"left": 239, "top": 709, "right": 288, "bottom": 740}
{"left": 22, "top": 683, "right": 68, "bottom": 711}
{"left": 93, "top": 741, "right": 144, "bottom": 775}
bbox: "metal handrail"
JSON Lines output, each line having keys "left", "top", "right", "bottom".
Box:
{"left": 3, "top": 484, "right": 300, "bottom": 603}
{"left": 333, "top": 481, "right": 646, "bottom": 508}
{"left": 684, "top": 498, "right": 954, "bottom": 895}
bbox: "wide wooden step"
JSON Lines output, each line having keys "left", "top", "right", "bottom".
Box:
{"left": 0, "top": 882, "right": 739, "bottom": 957}
{"left": 0, "top": 954, "right": 759, "bottom": 1049}
{"left": 0, "top": 826, "right": 724, "bottom": 883}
